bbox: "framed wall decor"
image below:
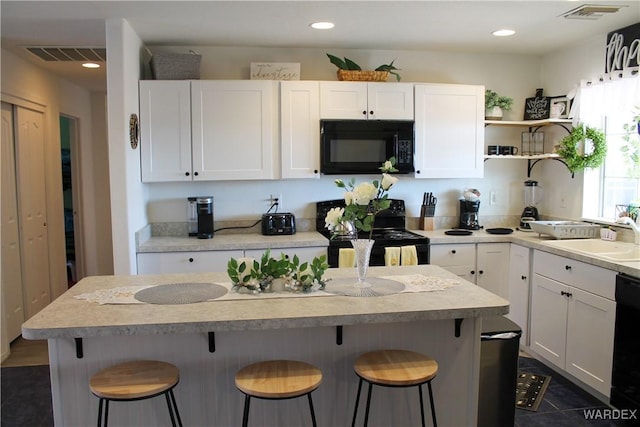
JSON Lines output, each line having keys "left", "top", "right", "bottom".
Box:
{"left": 549, "top": 97, "right": 570, "bottom": 119}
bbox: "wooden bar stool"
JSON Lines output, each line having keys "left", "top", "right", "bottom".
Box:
{"left": 89, "top": 360, "right": 183, "bottom": 427}
{"left": 235, "top": 359, "right": 322, "bottom": 427}
{"left": 351, "top": 349, "right": 438, "bottom": 427}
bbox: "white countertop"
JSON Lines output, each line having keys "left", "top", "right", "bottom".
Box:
{"left": 22, "top": 265, "right": 508, "bottom": 340}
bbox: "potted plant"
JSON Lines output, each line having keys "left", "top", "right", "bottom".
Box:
{"left": 327, "top": 54, "right": 401, "bottom": 82}
{"left": 485, "top": 89, "right": 513, "bottom": 120}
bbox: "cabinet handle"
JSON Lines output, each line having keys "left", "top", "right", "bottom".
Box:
{"left": 560, "top": 291, "right": 573, "bottom": 297}
{"left": 185, "top": 172, "right": 190, "bottom": 176}
{"left": 188, "top": 258, "right": 194, "bottom": 263}
{"left": 314, "top": 169, "right": 318, "bottom": 174}
{"left": 566, "top": 292, "right": 573, "bottom": 297}
{"left": 416, "top": 170, "right": 421, "bottom": 174}
{"left": 521, "top": 275, "right": 527, "bottom": 280}
{"left": 565, "top": 265, "right": 572, "bottom": 271}
{"left": 471, "top": 270, "right": 475, "bottom": 275}
{"left": 478, "top": 270, "right": 484, "bottom": 275}
{"left": 451, "top": 250, "right": 456, "bottom": 254}
{"left": 369, "top": 110, "right": 374, "bottom": 115}
{"left": 362, "top": 110, "right": 367, "bottom": 115}
{"left": 194, "top": 171, "right": 199, "bottom": 177}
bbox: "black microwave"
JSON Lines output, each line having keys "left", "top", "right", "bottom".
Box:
{"left": 320, "top": 120, "right": 414, "bottom": 174}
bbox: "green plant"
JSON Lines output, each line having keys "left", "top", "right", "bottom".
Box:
{"left": 485, "top": 89, "right": 513, "bottom": 111}
{"left": 326, "top": 54, "right": 402, "bottom": 81}
{"left": 620, "top": 106, "right": 640, "bottom": 179}
{"left": 556, "top": 123, "right": 607, "bottom": 173}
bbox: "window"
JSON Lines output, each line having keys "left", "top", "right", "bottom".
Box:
{"left": 578, "top": 75, "right": 640, "bottom": 223}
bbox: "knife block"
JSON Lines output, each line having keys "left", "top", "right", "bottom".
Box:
{"left": 419, "top": 205, "right": 435, "bottom": 231}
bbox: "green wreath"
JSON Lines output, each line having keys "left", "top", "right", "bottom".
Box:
{"left": 556, "top": 123, "right": 607, "bottom": 173}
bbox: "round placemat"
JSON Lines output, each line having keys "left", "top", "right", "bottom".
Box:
{"left": 325, "top": 277, "right": 405, "bottom": 297}
{"left": 134, "top": 283, "right": 228, "bottom": 304}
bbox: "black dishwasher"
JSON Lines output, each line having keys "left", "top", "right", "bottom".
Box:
{"left": 611, "top": 273, "right": 640, "bottom": 414}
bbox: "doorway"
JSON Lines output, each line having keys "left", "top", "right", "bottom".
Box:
{"left": 59, "top": 115, "right": 83, "bottom": 287}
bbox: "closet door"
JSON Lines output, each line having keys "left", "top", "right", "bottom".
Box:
{"left": 1, "top": 102, "right": 24, "bottom": 340}
{"left": 14, "top": 105, "right": 51, "bottom": 318}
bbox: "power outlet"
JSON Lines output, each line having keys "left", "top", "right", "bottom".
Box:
{"left": 270, "top": 194, "right": 283, "bottom": 211}
{"left": 490, "top": 191, "right": 497, "bottom": 206}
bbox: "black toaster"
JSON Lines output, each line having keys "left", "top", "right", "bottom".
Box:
{"left": 261, "top": 213, "right": 296, "bottom": 235}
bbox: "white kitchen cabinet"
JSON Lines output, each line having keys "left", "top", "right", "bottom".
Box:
{"left": 320, "top": 82, "right": 414, "bottom": 120}
{"left": 280, "top": 81, "right": 320, "bottom": 179}
{"left": 506, "top": 244, "right": 531, "bottom": 344}
{"left": 414, "top": 84, "right": 484, "bottom": 178}
{"left": 191, "top": 80, "right": 277, "bottom": 180}
{"left": 137, "top": 250, "right": 243, "bottom": 275}
{"left": 429, "top": 243, "right": 476, "bottom": 282}
{"left": 530, "top": 250, "right": 616, "bottom": 396}
{"left": 140, "top": 81, "right": 193, "bottom": 182}
{"left": 476, "top": 243, "right": 510, "bottom": 298}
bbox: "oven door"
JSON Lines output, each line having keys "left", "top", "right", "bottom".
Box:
{"left": 611, "top": 273, "right": 640, "bottom": 413}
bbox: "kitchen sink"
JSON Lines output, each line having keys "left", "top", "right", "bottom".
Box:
{"left": 543, "top": 239, "right": 640, "bottom": 262}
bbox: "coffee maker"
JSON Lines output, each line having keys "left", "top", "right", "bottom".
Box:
{"left": 459, "top": 199, "right": 481, "bottom": 230}
{"left": 188, "top": 197, "right": 214, "bottom": 239}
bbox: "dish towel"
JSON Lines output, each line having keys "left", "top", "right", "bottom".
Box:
{"left": 385, "top": 247, "right": 401, "bottom": 266}
{"left": 401, "top": 245, "right": 418, "bottom": 266}
{"left": 338, "top": 248, "right": 356, "bottom": 268}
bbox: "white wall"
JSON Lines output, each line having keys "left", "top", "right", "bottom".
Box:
{"left": 106, "top": 19, "right": 147, "bottom": 274}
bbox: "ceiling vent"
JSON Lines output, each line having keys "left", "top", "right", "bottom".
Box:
{"left": 25, "top": 47, "right": 106, "bottom": 62}
{"left": 560, "top": 4, "right": 625, "bottom": 20}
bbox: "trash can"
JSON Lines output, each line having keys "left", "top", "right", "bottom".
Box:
{"left": 477, "top": 316, "right": 522, "bottom": 427}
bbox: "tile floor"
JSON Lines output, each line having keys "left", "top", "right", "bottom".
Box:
{"left": 516, "top": 355, "right": 629, "bottom": 427}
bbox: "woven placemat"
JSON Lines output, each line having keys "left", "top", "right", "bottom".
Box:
{"left": 134, "top": 283, "right": 227, "bottom": 305}
{"left": 325, "top": 277, "right": 405, "bottom": 297}
{"left": 516, "top": 372, "right": 551, "bottom": 411}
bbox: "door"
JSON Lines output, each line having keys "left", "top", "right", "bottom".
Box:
{"left": 14, "top": 105, "right": 52, "bottom": 319}
{"left": 530, "top": 274, "right": 568, "bottom": 369}
{"left": 476, "top": 243, "right": 509, "bottom": 298}
{"left": 1, "top": 102, "right": 24, "bottom": 340}
{"left": 319, "top": 82, "right": 368, "bottom": 119}
{"left": 506, "top": 244, "right": 530, "bottom": 343}
{"left": 366, "top": 82, "right": 414, "bottom": 120}
{"left": 191, "top": 80, "right": 276, "bottom": 180}
{"left": 280, "top": 81, "right": 320, "bottom": 179}
{"left": 414, "top": 83, "right": 484, "bottom": 178}
{"left": 139, "top": 80, "right": 192, "bottom": 182}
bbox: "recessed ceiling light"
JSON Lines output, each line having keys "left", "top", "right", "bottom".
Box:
{"left": 492, "top": 29, "right": 516, "bottom": 37}
{"left": 82, "top": 62, "right": 100, "bottom": 69}
{"left": 310, "top": 21, "right": 335, "bottom": 30}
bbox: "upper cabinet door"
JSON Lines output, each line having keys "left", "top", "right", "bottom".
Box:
{"left": 191, "top": 80, "right": 277, "bottom": 180}
{"left": 319, "top": 82, "right": 414, "bottom": 120}
{"left": 320, "top": 82, "right": 368, "bottom": 119}
{"left": 414, "top": 84, "right": 484, "bottom": 178}
{"left": 366, "top": 83, "right": 414, "bottom": 120}
{"left": 140, "top": 81, "right": 193, "bottom": 182}
{"left": 280, "top": 81, "right": 321, "bottom": 179}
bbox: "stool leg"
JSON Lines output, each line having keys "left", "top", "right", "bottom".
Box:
{"left": 363, "top": 382, "right": 373, "bottom": 427}
{"left": 169, "top": 389, "right": 183, "bottom": 427}
{"left": 242, "top": 394, "right": 251, "bottom": 427}
{"left": 351, "top": 378, "right": 363, "bottom": 427}
{"left": 307, "top": 392, "right": 318, "bottom": 427}
{"left": 103, "top": 399, "right": 110, "bottom": 427}
{"left": 164, "top": 392, "right": 177, "bottom": 427}
{"left": 427, "top": 381, "right": 438, "bottom": 427}
{"left": 418, "top": 385, "right": 426, "bottom": 427}
{"left": 97, "top": 398, "right": 104, "bottom": 427}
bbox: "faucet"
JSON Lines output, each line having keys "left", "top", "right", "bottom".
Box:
{"left": 616, "top": 217, "right": 640, "bottom": 244}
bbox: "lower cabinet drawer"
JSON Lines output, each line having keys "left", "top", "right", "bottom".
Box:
{"left": 430, "top": 244, "right": 475, "bottom": 267}
{"left": 137, "top": 251, "right": 243, "bottom": 274}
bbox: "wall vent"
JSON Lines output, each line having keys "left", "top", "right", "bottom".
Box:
{"left": 25, "top": 47, "right": 106, "bottom": 62}
{"left": 560, "top": 4, "right": 625, "bottom": 20}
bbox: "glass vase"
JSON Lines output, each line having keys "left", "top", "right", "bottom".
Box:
{"left": 351, "top": 239, "right": 376, "bottom": 297}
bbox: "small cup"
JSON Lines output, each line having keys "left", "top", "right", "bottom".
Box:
{"left": 488, "top": 145, "right": 500, "bottom": 155}
{"left": 499, "top": 146, "right": 519, "bottom": 155}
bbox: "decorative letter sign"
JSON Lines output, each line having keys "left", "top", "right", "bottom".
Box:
{"left": 605, "top": 23, "right": 640, "bottom": 75}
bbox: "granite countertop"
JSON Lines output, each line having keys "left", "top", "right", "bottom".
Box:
{"left": 21, "top": 265, "right": 508, "bottom": 340}
{"left": 414, "top": 229, "right": 640, "bottom": 277}
{"left": 137, "top": 231, "right": 329, "bottom": 252}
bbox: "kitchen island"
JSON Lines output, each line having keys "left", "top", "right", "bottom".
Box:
{"left": 23, "top": 265, "right": 508, "bottom": 427}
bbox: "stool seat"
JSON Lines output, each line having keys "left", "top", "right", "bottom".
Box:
{"left": 235, "top": 360, "right": 322, "bottom": 399}
{"left": 354, "top": 349, "right": 438, "bottom": 387}
{"left": 90, "top": 360, "right": 179, "bottom": 400}
{"left": 90, "top": 360, "right": 183, "bottom": 427}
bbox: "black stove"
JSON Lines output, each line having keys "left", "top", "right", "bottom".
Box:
{"left": 316, "top": 199, "right": 430, "bottom": 268}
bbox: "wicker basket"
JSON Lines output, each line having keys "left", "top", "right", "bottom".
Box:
{"left": 337, "top": 70, "right": 389, "bottom": 82}
{"left": 150, "top": 52, "right": 202, "bottom": 80}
